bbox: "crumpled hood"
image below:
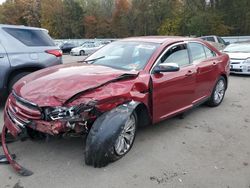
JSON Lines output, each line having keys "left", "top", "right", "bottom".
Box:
{"left": 13, "top": 63, "right": 138, "bottom": 106}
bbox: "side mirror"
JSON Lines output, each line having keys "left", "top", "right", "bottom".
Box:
{"left": 153, "top": 63, "right": 180, "bottom": 74}
{"left": 225, "top": 41, "right": 230, "bottom": 46}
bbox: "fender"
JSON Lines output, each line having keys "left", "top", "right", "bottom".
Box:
{"left": 85, "top": 101, "right": 140, "bottom": 167}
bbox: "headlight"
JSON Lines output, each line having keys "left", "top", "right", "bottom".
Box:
{"left": 43, "top": 104, "right": 94, "bottom": 121}
{"left": 242, "top": 58, "right": 250, "bottom": 64}
{"left": 43, "top": 106, "right": 76, "bottom": 121}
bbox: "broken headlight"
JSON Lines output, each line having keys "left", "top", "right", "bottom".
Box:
{"left": 43, "top": 104, "right": 94, "bottom": 121}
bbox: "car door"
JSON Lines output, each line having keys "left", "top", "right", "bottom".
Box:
{"left": 188, "top": 42, "right": 219, "bottom": 101}
{"left": 0, "top": 43, "right": 10, "bottom": 91}
{"left": 151, "top": 43, "right": 196, "bottom": 122}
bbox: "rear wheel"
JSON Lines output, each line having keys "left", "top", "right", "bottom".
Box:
{"left": 8, "top": 72, "right": 31, "bottom": 93}
{"left": 206, "top": 76, "right": 226, "bottom": 107}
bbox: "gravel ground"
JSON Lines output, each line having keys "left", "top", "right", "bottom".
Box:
{"left": 0, "top": 56, "right": 249, "bottom": 188}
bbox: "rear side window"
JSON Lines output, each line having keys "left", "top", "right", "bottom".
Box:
{"left": 189, "top": 43, "right": 206, "bottom": 63}
{"left": 3, "top": 28, "right": 55, "bottom": 46}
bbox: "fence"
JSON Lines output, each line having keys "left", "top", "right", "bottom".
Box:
{"left": 54, "top": 36, "right": 250, "bottom": 47}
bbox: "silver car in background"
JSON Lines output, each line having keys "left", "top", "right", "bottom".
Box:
{"left": 70, "top": 42, "right": 104, "bottom": 56}
{"left": 200, "top": 35, "right": 229, "bottom": 51}
{"left": 223, "top": 42, "right": 250, "bottom": 75}
{"left": 0, "top": 24, "right": 62, "bottom": 98}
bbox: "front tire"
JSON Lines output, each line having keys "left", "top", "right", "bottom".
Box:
{"left": 206, "top": 76, "right": 226, "bottom": 107}
{"left": 85, "top": 112, "right": 137, "bottom": 167}
{"left": 80, "top": 50, "right": 85, "bottom": 56}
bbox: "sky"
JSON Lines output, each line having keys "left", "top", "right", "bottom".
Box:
{"left": 0, "top": 0, "right": 5, "bottom": 5}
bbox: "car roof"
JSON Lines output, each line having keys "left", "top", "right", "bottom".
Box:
{"left": 121, "top": 36, "right": 199, "bottom": 44}
{"left": 200, "top": 35, "right": 217, "bottom": 38}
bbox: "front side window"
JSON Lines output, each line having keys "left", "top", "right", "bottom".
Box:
{"left": 188, "top": 43, "right": 206, "bottom": 64}
{"left": 158, "top": 44, "right": 190, "bottom": 67}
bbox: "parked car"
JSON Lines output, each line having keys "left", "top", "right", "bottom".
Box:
{"left": 0, "top": 24, "right": 62, "bottom": 99}
{"left": 200, "top": 35, "right": 230, "bottom": 51}
{"left": 2, "top": 36, "right": 230, "bottom": 176}
{"left": 223, "top": 42, "right": 250, "bottom": 75}
{"left": 70, "top": 42, "right": 103, "bottom": 56}
{"left": 59, "top": 42, "right": 77, "bottom": 53}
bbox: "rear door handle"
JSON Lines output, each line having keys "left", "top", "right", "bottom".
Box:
{"left": 185, "top": 70, "right": 194, "bottom": 76}
{"left": 0, "top": 55, "right": 4, "bottom": 58}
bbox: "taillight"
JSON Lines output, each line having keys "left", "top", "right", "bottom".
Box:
{"left": 45, "top": 50, "right": 62, "bottom": 57}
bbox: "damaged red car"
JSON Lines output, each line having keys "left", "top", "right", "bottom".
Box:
{"left": 2, "top": 36, "right": 230, "bottom": 176}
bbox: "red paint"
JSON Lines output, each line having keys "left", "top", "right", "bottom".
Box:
{"left": 3, "top": 37, "right": 230, "bottom": 137}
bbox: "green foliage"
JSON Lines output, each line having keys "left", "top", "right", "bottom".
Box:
{"left": 0, "top": 0, "right": 249, "bottom": 38}
{"left": 158, "top": 17, "right": 181, "bottom": 35}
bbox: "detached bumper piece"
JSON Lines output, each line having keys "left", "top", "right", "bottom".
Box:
{"left": 0, "top": 91, "right": 42, "bottom": 176}
{"left": 1, "top": 124, "right": 33, "bottom": 176}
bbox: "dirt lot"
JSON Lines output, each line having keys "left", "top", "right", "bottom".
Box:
{"left": 0, "top": 55, "right": 250, "bottom": 188}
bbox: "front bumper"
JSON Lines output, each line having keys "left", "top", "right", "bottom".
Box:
{"left": 4, "top": 94, "right": 68, "bottom": 136}
{"left": 2, "top": 94, "right": 68, "bottom": 176}
{"left": 230, "top": 63, "right": 250, "bottom": 75}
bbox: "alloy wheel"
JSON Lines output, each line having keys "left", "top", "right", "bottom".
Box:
{"left": 114, "top": 114, "right": 136, "bottom": 156}
{"left": 214, "top": 79, "right": 225, "bottom": 104}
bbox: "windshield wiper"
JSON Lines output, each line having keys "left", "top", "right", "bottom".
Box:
{"left": 78, "top": 56, "right": 105, "bottom": 63}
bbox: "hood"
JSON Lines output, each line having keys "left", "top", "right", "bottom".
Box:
{"left": 225, "top": 52, "right": 250, "bottom": 60}
{"left": 13, "top": 63, "right": 138, "bottom": 106}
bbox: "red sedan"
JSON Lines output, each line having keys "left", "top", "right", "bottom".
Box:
{"left": 2, "top": 36, "right": 230, "bottom": 176}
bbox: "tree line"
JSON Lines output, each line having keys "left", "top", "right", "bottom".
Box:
{"left": 0, "top": 0, "right": 249, "bottom": 39}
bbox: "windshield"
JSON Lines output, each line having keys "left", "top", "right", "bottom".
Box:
{"left": 224, "top": 43, "right": 250, "bottom": 53}
{"left": 85, "top": 41, "right": 160, "bottom": 71}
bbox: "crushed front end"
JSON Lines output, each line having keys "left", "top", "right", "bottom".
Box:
{"left": 2, "top": 91, "right": 101, "bottom": 176}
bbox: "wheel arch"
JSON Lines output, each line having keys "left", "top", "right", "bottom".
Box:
{"left": 220, "top": 73, "right": 228, "bottom": 89}
{"left": 134, "top": 102, "right": 152, "bottom": 127}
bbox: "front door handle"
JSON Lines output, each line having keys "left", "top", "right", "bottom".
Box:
{"left": 0, "top": 55, "right": 4, "bottom": 58}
